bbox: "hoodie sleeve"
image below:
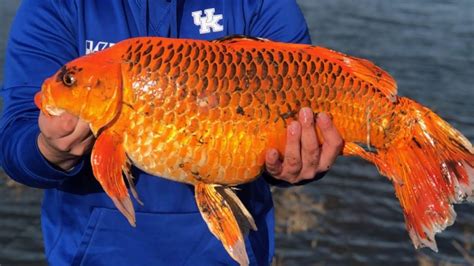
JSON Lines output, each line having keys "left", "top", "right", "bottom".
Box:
{"left": 249, "top": 0, "right": 312, "bottom": 44}
{"left": 0, "top": 0, "right": 84, "bottom": 188}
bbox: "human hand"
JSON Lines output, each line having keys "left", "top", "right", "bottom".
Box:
{"left": 37, "top": 112, "right": 95, "bottom": 171}
{"left": 265, "top": 108, "right": 343, "bottom": 184}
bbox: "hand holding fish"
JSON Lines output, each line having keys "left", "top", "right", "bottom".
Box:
{"left": 265, "top": 108, "right": 343, "bottom": 184}
{"left": 37, "top": 111, "right": 95, "bottom": 171}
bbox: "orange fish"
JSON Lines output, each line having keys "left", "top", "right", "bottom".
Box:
{"left": 35, "top": 36, "right": 473, "bottom": 265}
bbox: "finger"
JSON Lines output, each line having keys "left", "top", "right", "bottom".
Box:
{"left": 264, "top": 148, "right": 283, "bottom": 176}
{"left": 37, "top": 133, "right": 78, "bottom": 163}
{"left": 39, "top": 112, "right": 78, "bottom": 139}
{"left": 298, "top": 108, "right": 321, "bottom": 179}
{"left": 316, "top": 112, "right": 343, "bottom": 172}
{"left": 70, "top": 134, "right": 96, "bottom": 156}
{"left": 53, "top": 119, "right": 93, "bottom": 154}
{"left": 69, "top": 119, "right": 93, "bottom": 143}
{"left": 280, "top": 121, "right": 302, "bottom": 181}
{"left": 59, "top": 112, "right": 80, "bottom": 132}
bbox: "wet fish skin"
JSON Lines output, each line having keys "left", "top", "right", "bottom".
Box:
{"left": 35, "top": 36, "right": 473, "bottom": 264}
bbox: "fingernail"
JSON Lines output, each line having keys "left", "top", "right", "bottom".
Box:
{"left": 301, "top": 108, "right": 313, "bottom": 125}
{"left": 318, "top": 112, "right": 331, "bottom": 124}
{"left": 266, "top": 150, "right": 280, "bottom": 166}
{"left": 317, "top": 112, "right": 332, "bottom": 129}
{"left": 288, "top": 122, "right": 297, "bottom": 135}
{"left": 318, "top": 112, "right": 329, "bottom": 121}
{"left": 267, "top": 149, "right": 277, "bottom": 160}
{"left": 273, "top": 149, "right": 279, "bottom": 157}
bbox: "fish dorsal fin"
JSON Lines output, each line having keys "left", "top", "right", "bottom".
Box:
{"left": 212, "top": 34, "right": 270, "bottom": 44}
{"left": 214, "top": 35, "right": 309, "bottom": 51}
{"left": 311, "top": 47, "right": 398, "bottom": 102}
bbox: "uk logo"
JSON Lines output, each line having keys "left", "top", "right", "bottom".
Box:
{"left": 191, "top": 8, "right": 224, "bottom": 34}
{"left": 85, "top": 40, "right": 115, "bottom": 54}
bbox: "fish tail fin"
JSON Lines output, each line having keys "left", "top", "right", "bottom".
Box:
{"left": 344, "top": 103, "right": 473, "bottom": 251}
{"left": 92, "top": 129, "right": 136, "bottom": 226}
{"left": 195, "top": 183, "right": 257, "bottom": 266}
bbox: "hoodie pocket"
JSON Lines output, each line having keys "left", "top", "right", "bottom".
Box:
{"left": 71, "top": 208, "right": 256, "bottom": 266}
{"left": 71, "top": 208, "right": 102, "bottom": 266}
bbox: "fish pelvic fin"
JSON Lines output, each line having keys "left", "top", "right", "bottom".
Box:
{"left": 91, "top": 129, "right": 137, "bottom": 227}
{"left": 346, "top": 101, "right": 473, "bottom": 252}
{"left": 195, "top": 183, "right": 257, "bottom": 266}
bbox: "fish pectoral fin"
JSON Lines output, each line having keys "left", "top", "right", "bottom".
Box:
{"left": 91, "top": 129, "right": 136, "bottom": 226}
{"left": 123, "top": 156, "right": 143, "bottom": 206}
{"left": 195, "top": 183, "right": 257, "bottom": 266}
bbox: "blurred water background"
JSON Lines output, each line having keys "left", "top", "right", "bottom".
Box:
{"left": 0, "top": 0, "right": 473, "bottom": 265}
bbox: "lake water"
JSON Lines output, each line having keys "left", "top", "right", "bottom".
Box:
{"left": 0, "top": 0, "right": 473, "bottom": 265}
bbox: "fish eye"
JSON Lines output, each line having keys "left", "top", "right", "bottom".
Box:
{"left": 62, "top": 73, "right": 76, "bottom": 87}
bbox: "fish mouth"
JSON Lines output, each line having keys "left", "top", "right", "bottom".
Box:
{"left": 44, "top": 105, "right": 66, "bottom": 116}
{"left": 36, "top": 89, "right": 66, "bottom": 116}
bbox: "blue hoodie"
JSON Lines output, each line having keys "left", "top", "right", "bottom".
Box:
{"left": 0, "top": 0, "right": 310, "bottom": 265}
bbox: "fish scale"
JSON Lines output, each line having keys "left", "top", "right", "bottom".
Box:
{"left": 118, "top": 38, "right": 396, "bottom": 186}
{"left": 37, "top": 36, "right": 473, "bottom": 265}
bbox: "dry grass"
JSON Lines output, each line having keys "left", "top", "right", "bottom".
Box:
{"left": 271, "top": 187, "right": 326, "bottom": 266}
{"left": 272, "top": 186, "right": 325, "bottom": 234}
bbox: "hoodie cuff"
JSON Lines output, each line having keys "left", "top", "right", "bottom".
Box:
{"left": 17, "top": 126, "right": 84, "bottom": 184}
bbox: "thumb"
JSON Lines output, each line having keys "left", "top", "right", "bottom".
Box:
{"left": 39, "top": 112, "right": 79, "bottom": 139}
{"left": 265, "top": 148, "right": 283, "bottom": 177}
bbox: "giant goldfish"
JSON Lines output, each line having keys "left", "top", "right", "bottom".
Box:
{"left": 35, "top": 36, "right": 473, "bottom": 265}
